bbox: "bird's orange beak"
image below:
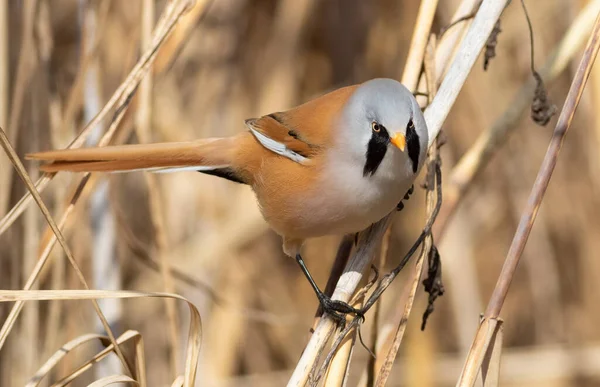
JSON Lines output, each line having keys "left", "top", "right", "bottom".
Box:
{"left": 390, "top": 133, "right": 406, "bottom": 151}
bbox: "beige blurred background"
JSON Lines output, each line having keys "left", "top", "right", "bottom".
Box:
{"left": 1, "top": 0, "right": 600, "bottom": 385}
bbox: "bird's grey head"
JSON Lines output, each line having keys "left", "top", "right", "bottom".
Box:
{"left": 337, "top": 78, "right": 428, "bottom": 178}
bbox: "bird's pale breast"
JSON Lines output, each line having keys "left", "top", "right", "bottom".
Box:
{"left": 251, "top": 151, "right": 411, "bottom": 239}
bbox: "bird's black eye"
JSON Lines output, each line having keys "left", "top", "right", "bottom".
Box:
{"left": 408, "top": 119, "right": 414, "bottom": 129}
{"left": 372, "top": 122, "right": 383, "bottom": 133}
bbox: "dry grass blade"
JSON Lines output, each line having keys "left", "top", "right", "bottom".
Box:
{"left": 27, "top": 333, "right": 108, "bottom": 387}
{"left": 87, "top": 375, "right": 139, "bottom": 386}
{"left": 457, "top": 11, "right": 600, "bottom": 387}
{"left": 0, "top": 0, "right": 37, "bottom": 217}
{"left": 0, "top": 126, "right": 132, "bottom": 375}
{"left": 28, "top": 330, "right": 145, "bottom": 387}
{"left": 154, "top": 0, "right": 211, "bottom": 73}
{"left": 61, "top": 0, "right": 112, "bottom": 145}
{"left": 0, "top": 1, "right": 7, "bottom": 139}
{"left": 50, "top": 331, "right": 146, "bottom": 387}
{"left": 433, "top": 0, "right": 481, "bottom": 82}
{"left": 400, "top": 0, "right": 439, "bottom": 91}
{"left": 364, "top": 229, "right": 390, "bottom": 384}
{"left": 0, "top": 289, "right": 203, "bottom": 386}
{"left": 0, "top": 0, "right": 202, "bottom": 236}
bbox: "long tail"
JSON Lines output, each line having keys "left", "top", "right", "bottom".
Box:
{"left": 26, "top": 138, "right": 237, "bottom": 173}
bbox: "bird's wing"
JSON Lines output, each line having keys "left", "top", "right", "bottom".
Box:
{"left": 246, "top": 84, "right": 359, "bottom": 164}
{"left": 245, "top": 115, "right": 319, "bottom": 164}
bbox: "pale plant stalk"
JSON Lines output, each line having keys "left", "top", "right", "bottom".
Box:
{"left": 457, "top": 11, "right": 600, "bottom": 387}
{"left": 23, "top": 147, "right": 40, "bottom": 379}
{"left": 136, "top": 0, "right": 182, "bottom": 377}
{"left": 415, "top": 0, "right": 480, "bottom": 104}
{"left": 0, "top": 0, "right": 36, "bottom": 217}
{"left": 0, "top": 0, "right": 8, "bottom": 215}
{"left": 154, "top": 0, "right": 208, "bottom": 73}
{"left": 322, "top": 297, "right": 363, "bottom": 387}
{"left": 289, "top": 1, "right": 509, "bottom": 385}
{"left": 401, "top": 0, "right": 439, "bottom": 91}
{"left": 364, "top": 225, "right": 391, "bottom": 385}
{"left": 433, "top": 0, "right": 480, "bottom": 80}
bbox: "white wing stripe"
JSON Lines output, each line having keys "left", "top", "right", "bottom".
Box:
{"left": 248, "top": 127, "right": 308, "bottom": 164}
{"left": 111, "top": 165, "right": 228, "bottom": 174}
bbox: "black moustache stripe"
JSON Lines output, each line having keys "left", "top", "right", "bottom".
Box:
{"left": 363, "top": 128, "right": 390, "bottom": 177}
{"left": 406, "top": 120, "right": 420, "bottom": 173}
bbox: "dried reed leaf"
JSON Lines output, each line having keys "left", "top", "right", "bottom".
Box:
{"left": 50, "top": 330, "right": 145, "bottom": 387}
{"left": 27, "top": 333, "right": 109, "bottom": 387}
{"left": 0, "top": 289, "right": 202, "bottom": 386}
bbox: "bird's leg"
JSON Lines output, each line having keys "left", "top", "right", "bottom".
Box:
{"left": 294, "top": 253, "right": 364, "bottom": 322}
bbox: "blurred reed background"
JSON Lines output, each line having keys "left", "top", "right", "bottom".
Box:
{"left": 1, "top": 0, "right": 600, "bottom": 385}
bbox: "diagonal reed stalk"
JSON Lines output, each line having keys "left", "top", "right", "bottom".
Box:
{"left": 457, "top": 10, "right": 600, "bottom": 386}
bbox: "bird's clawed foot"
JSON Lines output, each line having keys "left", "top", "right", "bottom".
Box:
{"left": 294, "top": 253, "right": 365, "bottom": 324}
{"left": 397, "top": 184, "right": 414, "bottom": 211}
{"left": 316, "top": 292, "right": 364, "bottom": 324}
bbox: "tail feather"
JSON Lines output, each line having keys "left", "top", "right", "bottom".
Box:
{"left": 26, "top": 138, "right": 236, "bottom": 173}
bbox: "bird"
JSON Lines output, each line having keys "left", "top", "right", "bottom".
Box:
{"left": 27, "top": 78, "right": 429, "bottom": 320}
